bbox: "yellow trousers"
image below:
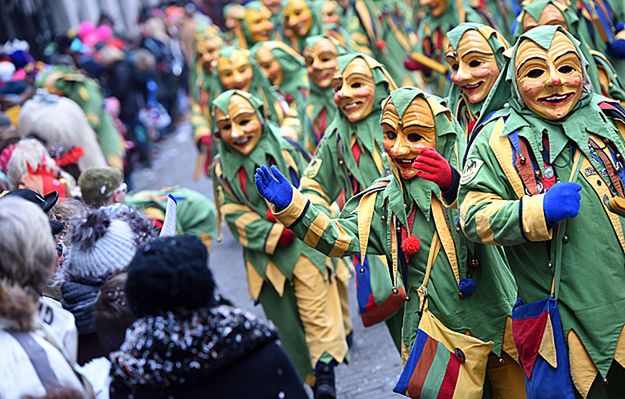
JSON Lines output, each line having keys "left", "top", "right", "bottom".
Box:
{"left": 485, "top": 351, "right": 527, "bottom": 399}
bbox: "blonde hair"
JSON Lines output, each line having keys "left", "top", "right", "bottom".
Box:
{"left": 0, "top": 197, "right": 56, "bottom": 294}
{"left": 6, "top": 138, "right": 58, "bottom": 187}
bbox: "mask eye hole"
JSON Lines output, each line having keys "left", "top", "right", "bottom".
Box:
{"left": 384, "top": 131, "right": 397, "bottom": 140}
{"left": 407, "top": 133, "right": 423, "bottom": 143}
{"left": 469, "top": 60, "right": 481, "bottom": 68}
{"left": 558, "top": 65, "right": 574, "bottom": 74}
{"left": 526, "top": 68, "right": 544, "bottom": 78}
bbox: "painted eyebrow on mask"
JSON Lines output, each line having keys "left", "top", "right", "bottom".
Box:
{"left": 461, "top": 50, "right": 492, "bottom": 61}
{"left": 553, "top": 50, "right": 579, "bottom": 63}
{"left": 516, "top": 55, "right": 547, "bottom": 73}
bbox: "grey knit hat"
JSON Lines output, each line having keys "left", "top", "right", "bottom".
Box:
{"left": 63, "top": 208, "right": 138, "bottom": 285}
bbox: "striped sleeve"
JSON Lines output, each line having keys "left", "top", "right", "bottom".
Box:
{"left": 458, "top": 124, "right": 552, "bottom": 246}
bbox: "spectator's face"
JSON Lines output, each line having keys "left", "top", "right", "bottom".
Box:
{"left": 515, "top": 32, "right": 583, "bottom": 121}
{"left": 255, "top": 45, "right": 284, "bottom": 85}
{"left": 217, "top": 50, "right": 253, "bottom": 91}
{"left": 446, "top": 30, "right": 500, "bottom": 105}
{"left": 332, "top": 57, "right": 375, "bottom": 122}
{"left": 245, "top": 6, "right": 274, "bottom": 43}
{"left": 381, "top": 97, "right": 436, "bottom": 180}
{"left": 215, "top": 94, "right": 262, "bottom": 155}
{"left": 304, "top": 38, "right": 339, "bottom": 88}
{"left": 284, "top": 0, "right": 313, "bottom": 37}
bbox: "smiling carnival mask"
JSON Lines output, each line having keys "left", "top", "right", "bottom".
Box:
{"left": 522, "top": 3, "right": 568, "bottom": 32}
{"left": 244, "top": 3, "right": 274, "bottom": 43}
{"left": 255, "top": 44, "right": 284, "bottom": 85}
{"left": 515, "top": 31, "right": 584, "bottom": 121}
{"left": 447, "top": 30, "right": 501, "bottom": 104}
{"left": 382, "top": 96, "right": 437, "bottom": 180}
{"left": 332, "top": 57, "right": 375, "bottom": 123}
{"left": 304, "top": 37, "right": 340, "bottom": 88}
{"left": 214, "top": 93, "right": 262, "bottom": 155}
{"left": 284, "top": 0, "right": 313, "bottom": 37}
{"left": 217, "top": 48, "right": 254, "bottom": 91}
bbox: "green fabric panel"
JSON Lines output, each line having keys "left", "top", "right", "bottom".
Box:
{"left": 258, "top": 281, "right": 313, "bottom": 382}
{"left": 421, "top": 341, "right": 451, "bottom": 399}
{"left": 384, "top": 308, "right": 405, "bottom": 353}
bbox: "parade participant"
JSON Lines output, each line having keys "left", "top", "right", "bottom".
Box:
{"left": 237, "top": 2, "right": 275, "bottom": 49}
{"left": 406, "top": 0, "right": 491, "bottom": 96}
{"left": 283, "top": 0, "right": 324, "bottom": 53}
{"left": 302, "top": 35, "right": 347, "bottom": 153}
{"left": 446, "top": 23, "right": 509, "bottom": 139}
{"left": 459, "top": 26, "right": 625, "bottom": 398}
{"left": 262, "top": 0, "right": 285, "bottom": 39}
{"left": 256, "top": 87, "right": 523, "bottom": 398}
{"left": 190, "top": 23, "right": 222, "bottom": 160}
{"left": 211, "top": 90, "right": 348, "bottom": 397}
{"left": 126, "top": 187, "right": 219, "bottom": 250}
{"left": 346, "top": 0, "right": 422, "bottom": 87}
{"left": 37, "top": 65, "right": 125, "bottom": 169}
{"left": 223, "top": 3, "right": 245, "bottom": 44}
{"left": 298, "top": 53, "right": 400, "bottom": 346}
{"left": 251, "top": 41, "right": 309, "bottom": 147}
{"left": 514, "top": 0, "right": 625, "bottom": 103}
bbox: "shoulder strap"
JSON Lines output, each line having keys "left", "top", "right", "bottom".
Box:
{"left": 357, "top": 181, "right": 390, "bottom": 261}
{"left": 9, "top": 331, "right": 60, "bottom": 393}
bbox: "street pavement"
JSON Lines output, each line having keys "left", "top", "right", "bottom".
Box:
{"left": 132, "top": 125, "right": 403, "bottom": 398}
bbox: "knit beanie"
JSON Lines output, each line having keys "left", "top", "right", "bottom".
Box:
{"left": 78, "top": 167, "right": 123, "bottom": 207}
{"left": 125, "top": 235, "right": 215, "bottom": 317}
{"left": 64, "top": 208, "right": 138, "bottom": 285}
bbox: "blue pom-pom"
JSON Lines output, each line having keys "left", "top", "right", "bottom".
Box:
{"left": 459, "top": 277, "right": 477, "bottom": 296}
{"left": 615, "top": 22, "right": 625, "bottom": 32}
{"left": 609, "top": 39, "right": 625, "bottom": 58}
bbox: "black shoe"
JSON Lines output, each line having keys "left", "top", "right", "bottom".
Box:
{"left": 314, "top": 362, "right": 336, "bottom": 399}
{"left": 346, "top": 331, "right": 353, "bottom": 348}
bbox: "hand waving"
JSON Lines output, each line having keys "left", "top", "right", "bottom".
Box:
{"left": 255, "top": 165, "right": 293, "bottom": 211}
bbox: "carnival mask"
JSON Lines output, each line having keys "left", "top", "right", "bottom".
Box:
{"left": 262, "top": 0, "right": 283, "bottom": 15}
{"left": 215, "top": 94, "right": 262, "bottom": 155}
{"left": 321, "top": 1, "right": 341, "bottom": 25}
{"left": 420, "top": 0, "right": 447, "bottom": 17}
{"left": 381, "top": 97, "right": 436, "bottom": 180}
{"left": 245, "top": 5, "right": 274, "bottom": 43}
{"left": 225, "top": 5, "right": 244, "bottom": 30}
{"left": 446, "top": 30, "right": 500, "bottom": 104}
{"left": 332, "top": 57, "right": 375, "bottom": 122}
{"left": 218, "top": 49, "right": 254, "bottom": 91}
{"left": 197, "top": 37, "right": 222, "bottom": 72}
{"left": 304, "top": 38, "right": 339, "bottom": 88}
{"left": 255, "top": 45, "right": 284, "bottom": 85}
{"left": 284, "top": 0, "right": 313, "bottom": 37}
{"left": 515, "top": 32, "right": 583, "bottom": 121}
{"left": 522, "top": 4, "right": 568, "bottom": 32}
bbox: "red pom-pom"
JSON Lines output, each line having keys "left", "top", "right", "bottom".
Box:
{"left": 266, "top": 209, "right": 277, "bottom": 222}
{"left": 278, "top": 228, "right": 295, "bottom": 247}
{"left": 401, "top": 235, "right": 421, "bottom": 256}
{"left": 375, "top": 40, "right": 386, "bottom": 50}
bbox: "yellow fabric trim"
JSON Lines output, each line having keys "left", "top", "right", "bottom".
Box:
{"left": 614, "top": 325, "right": 625, "bottom": 370}
{"left": 265, "top": 223, "right": 283, "bottom": 255}
{"left": 265, "top": 260, "right": 287, "bottom": 297}
{"left": 539, "top": 313, "right": 557, "bottom": 369}
{"left": 567, "top": 330, "right": 598, "bottom": 399}
{"left": 225, "top": 205, "right": 261, "bottom": 247}
{"left": 502, "top": 317, "right": 519, "bottom": 363}
{"left": 199, "top": 232, "right": 213, "bottom": 252}
{"left": 246, "top": 261, "right": 264, "bottom": 300}
{"left": 460, "top": 191, "right": 502, "bottom": 229}
{"left": 521, "top": 194, "right": 553, "bottom": 242}
{"left": 143, "top": 207, "right": 165, "bottom": 222}
{"left": 372, "top": 146, "right": 384, "bottom": 175}
{"left": 328, "top": 223, "right": 353, "bottom": 257}
{"left": 581, "top": 158, "right": 625, "bottom": 253}
{"left": 489, "top": 118, "right": 525, "bottom": 198}
{"left": 300, "top": 176, "right": 332, "bottom": 206}
{"left": 273, "top": 187, "right": 308, "bottom": 227}
{"left": 303, "top": 212, "right": 331, "bottom": 249}
{"left": 431, "top": 196, "right": 460, "bottom": 284}
{"left": 357, "top": 190, "right": 378, "bottom": 259}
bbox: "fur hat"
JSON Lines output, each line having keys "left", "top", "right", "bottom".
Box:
{"left": 125, "top": 235, "right": 215, "bottom": 317}
{"left": 63, "top": 208, "right": 138, "bottom": 285}
{"left": 78, "top": 167, "right": 123, "bottom": 207}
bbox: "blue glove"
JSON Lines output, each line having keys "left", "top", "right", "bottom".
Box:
{"left": 608, "top": 38, "right": 625, "bottom": 58}
{"left": 543, "top": 182, "right": 582, "bottom": 224}
{"left": 255, "top": 165, "right": 293, "bottom": 211}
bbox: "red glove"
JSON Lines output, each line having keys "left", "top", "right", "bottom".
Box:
{"left": 278, "top": 227, "right": 295, "bottom": 247}
{"left": 412, "top": 147, "right": 452, "bottom": 190}
{"left": 403, "top": 54, "right": 431, "bottom": 74}
{"left": 266, "top": 209, "right": 277, "bottom": 222}
{"left": 197, "top": 134, "right": 212, "bottom": 152}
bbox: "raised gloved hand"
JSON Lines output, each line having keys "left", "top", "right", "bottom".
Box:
{"left": 543, "top": 182, "right": 582, "bottom": 223}
{"left": 412, "top": 147, "right": 453, "bottom": 190}
{"left": 404, "top": 54, "right": 432, "bottom": 74}
{"left": 255, "top": 165, "right": 293, "bottom": 211}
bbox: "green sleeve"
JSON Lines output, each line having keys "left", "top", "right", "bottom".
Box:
{"left": 300, "top": 133, "right": 345, "bottom": 208}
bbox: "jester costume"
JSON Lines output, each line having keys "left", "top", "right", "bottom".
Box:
{"left": 413, "top": 0, "right": 490, "bottom": 96}
{"left": 459, "top": 26, "right": 625, "bottom": 398}
{"left": 513, "top": 0, "right": 625, "bottom": 102}
{"left": 282, "top": 0, "right": 325, "bottom": 53}
{"left": 346, "top": 0, "right": 421, "bottom": 86}
{"left": 257, "top": 87, "right": 522, "bottom": 397}
{"left": 446, "top": 23, "right": 509, "bottom": 139}
{"left": 236, "top": 1, "right": 276, "bottom": 49}
{"left": 302, "top": 35, "right": 347, "bottom": 153}
{"left": 37, "top": 66, "right": 124, "bottom": 169}
{"left": 211, "top": 90, "right": 348, "bottom": 384}
{"left": 125, "top": 187, "right": 218, "bottom": 250}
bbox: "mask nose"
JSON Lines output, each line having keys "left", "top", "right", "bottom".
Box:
{"left": 452, "top": 63, "right": 470, "bottom": 85}
{"left": 547, "top": 63, "right": 562, "bottom": 86}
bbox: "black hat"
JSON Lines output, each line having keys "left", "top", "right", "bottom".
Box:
{"left": 5, "top": 189, "right": 58, "bottom": 213}
{"left": 125, "top": 235, "right": 216, "bottom": 317}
